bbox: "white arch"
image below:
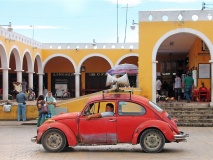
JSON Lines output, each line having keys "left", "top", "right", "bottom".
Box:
{"left": 77, "top": 53, "right": 113, "bottom": 73}
{"left": 115, "top": 53, "right": 139, "bottom": 66}
{"left": 33, "top": 52, "right": 43, "bottom": 74}
{"left": 23, "top": 49, "right": 33, "bottom": 72}
{"left": 42, "top": 54, "right": 77, "bottom": 73}
{"left": 152, "top": 28, "right": 213, "bottom": 102}
{"left": 8, "top": 45, "right": 22, "bottom": 71}
{"left": 0, "top": 41, "right": 8, "bottom": 68}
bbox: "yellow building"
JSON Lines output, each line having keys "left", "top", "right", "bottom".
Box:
{"left": 0, "top": 10, "right": 213, "bottom": 106}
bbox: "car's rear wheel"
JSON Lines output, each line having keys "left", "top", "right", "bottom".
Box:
{"left": 41, "top": 129, "right": 66, "bottom": 152}
{"left": 140, "top": 129, "right": 165, "bottom": 153}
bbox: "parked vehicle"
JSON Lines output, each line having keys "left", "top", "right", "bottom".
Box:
{"left": 31, "top": 91, "right": 188, "bottom": 153}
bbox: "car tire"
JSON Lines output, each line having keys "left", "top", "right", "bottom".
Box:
{"left": 140, "top": 129, "right": 165, "bottom": 153}
{"left": 41, "top": 129, "right": 67, "bottom": 152}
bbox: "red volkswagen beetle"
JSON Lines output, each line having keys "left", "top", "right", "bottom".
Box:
{"left": 31, "top": 91, "right": 188, "bottom": 153}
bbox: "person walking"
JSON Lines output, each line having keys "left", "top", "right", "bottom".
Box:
{"left": 36, "top": 95, "right": 47, "bottom": 127}
{"left": 45, "top": 91, "right": 57, "bottom": 117}
{"left": 16, "top": 91, "right": 27, "bottom": 121}
{"left": 183, "top": 72, "right": 194, "bottom": 103}
{"left": 156, "top": 77, "right": 162, "bottom": 95}
{"left": 174, "top": 74, "right": 182, "bottom": 101}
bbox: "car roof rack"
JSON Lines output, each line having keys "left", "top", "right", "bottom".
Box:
{"left": 102, "top": 88, "right": 133, "bottom": 100}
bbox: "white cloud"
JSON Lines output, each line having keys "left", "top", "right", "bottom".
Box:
{"left": 55, "top": 0, "right": 88, "bottom": 15}
{"left": 11, "top": 25, "right": 69, "bottom": 29}
{"left": 106, "top": 0, "right": 213, "bottom": 6}
{"left": 153, "top": 0, "right": 212, "bottom": 3}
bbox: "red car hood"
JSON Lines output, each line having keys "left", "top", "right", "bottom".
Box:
{"left": 50, "top": 112, "right": 80, "bottom": 121}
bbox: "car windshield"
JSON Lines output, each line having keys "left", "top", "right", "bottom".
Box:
{"left": 148, "top": 101, "right": 163, "bottom": 112}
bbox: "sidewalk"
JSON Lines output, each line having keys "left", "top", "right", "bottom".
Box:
{"left": 0, "top": 119, "right": 37, "bottom": 126}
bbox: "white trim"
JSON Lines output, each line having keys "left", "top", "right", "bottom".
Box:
{"left": 77, "top": 53, "right": 113, "bottom": 73}
{"left": 9, "top": 45, "right": 22, "bottom": 71}
{"left": 34, "top": 52, "right": 43, "bottom": 74}
{"left": 0, "top": 41, "right": 8, "bottom": 68}
{"left": 115, "top": 53, "right": 139, "bottom": 66}
{"left": 152, "top": 28, "right": 213, "bottom": 102}
{"left": 23, "top": 49, "right": 33, "bottom": 72}
{"left": 42, "top": 54, "right": 77, "bottom": 73}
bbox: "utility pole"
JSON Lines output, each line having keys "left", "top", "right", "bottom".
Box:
{"left": 124, "top": 3, "right": 128, "bottom": 43}
{"left": 117, "top": 0, "right": 119, "bottom": 43}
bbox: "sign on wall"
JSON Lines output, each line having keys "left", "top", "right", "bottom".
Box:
{"left": 198, "top": 63, "right": 211, "bottom": 79}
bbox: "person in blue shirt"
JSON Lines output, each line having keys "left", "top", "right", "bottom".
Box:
{"left": 184, "top": 72, "right": 194, "bottom": 103}
{"left": 16, "top": 91, "right": 27, "bottom": 121}
{"left": 86, "top": 103, "right": 114, "bottom": 120}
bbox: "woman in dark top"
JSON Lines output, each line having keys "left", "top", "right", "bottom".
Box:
{"left": 36, "top": 95, "right": 47, "bottom": 127}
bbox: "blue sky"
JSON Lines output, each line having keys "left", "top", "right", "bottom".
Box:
{"left": 0, "top": 0, "right": 212, "bottom": 43}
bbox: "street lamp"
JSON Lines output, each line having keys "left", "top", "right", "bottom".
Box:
{"left": 130, "top": 20, "right": 138, "bottom": 30}
{"left": 202, "top": 2, "right": 213, "bottom": 10}
{"left": 0, "top": 22, "right": 13, "bottom": 32}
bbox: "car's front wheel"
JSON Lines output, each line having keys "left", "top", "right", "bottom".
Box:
{"left": 140, "top": 129, "right": 165, "bottom": 153}
{"left": 41, "top": 129, "right": 66, "bottom": 152}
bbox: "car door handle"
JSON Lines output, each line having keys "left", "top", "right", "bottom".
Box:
{"left": 109, "top": 119, "right": 116, "bottom": 122}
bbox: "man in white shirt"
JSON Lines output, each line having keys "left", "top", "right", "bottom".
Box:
{"left": 156, "top": 77, "right": 162, "bottom": 95}
{"left": 174, "top": 74, "right": 182, "bottom": 101}
{"left": 86, "top": 103, "right": 114, "bottom": 120}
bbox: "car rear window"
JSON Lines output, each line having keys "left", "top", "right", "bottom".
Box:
{"left": 118, "top": 101, "right": 146, "bottom": 116}
{"left": 148, "top": 101, "right": 163, "bottom": 112}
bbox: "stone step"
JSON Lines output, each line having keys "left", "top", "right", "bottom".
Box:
{"left": 177, "top": 119, "right": 213, "bottom": 123}
{"left": 164, "top": 110, "right": 213, "bottom": 114}
{"left": 172, "top": 115, "right": 213, "bottom": 119}
{"left": 177, "top": 123, "right": 213, "bottom": 127}
{"left": 162, "top": 107, "right": 213, "bottom": 111}
{"left": 158, "top": 102, "right": 210, "bottom": 108}
{"left": 158, "top": 103, "right": 213, "bottom": 127}
{"left": 167, "top": 113, "right": 213, "bottom": 117}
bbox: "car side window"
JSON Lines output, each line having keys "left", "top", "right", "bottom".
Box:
{"left": 118, "top": 101, "right": 146, "bottom": 116}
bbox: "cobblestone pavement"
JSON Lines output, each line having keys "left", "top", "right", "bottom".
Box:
{"left": 0, "top": 122, "right": 213, "bottom": 160}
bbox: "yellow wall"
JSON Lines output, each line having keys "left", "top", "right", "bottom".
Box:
{"left": 42, "top": 49, "right": 138, "bottom": 91}
{"left": 188, "top": 38, "right": 211, "bottom": 89}
{"left": 139, "top": 21, "right": 213, "bottom": 98}
{"left": 0, "top": 88, "right": 142, "bottom": 120}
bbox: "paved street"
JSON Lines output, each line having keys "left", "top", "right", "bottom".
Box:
{"left": 0, "top": 122, "right": 213, "bottom": 160}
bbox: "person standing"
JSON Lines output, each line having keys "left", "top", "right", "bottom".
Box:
{"left": 22, "top": 79, "right": 28, "bottom": 93}
{"left": 183, "top": 72, "right": 194, "bottom": 103}
{"left": 36, "top": 95, "right": 47, "bottom": 127}
{"left": 45, "top": 91, "right": 57, "bottom": 117}
{"left": 156, "top": 77, "right": 162, "bottom": 95}
{"left": 16, "top": 91, "right": 27, "bottom": 121}
{"left": 86, "top": 103, "right": 114, "bottom": 120}
{"left": 174, "top": 74, "right": 182, "bottom": 101}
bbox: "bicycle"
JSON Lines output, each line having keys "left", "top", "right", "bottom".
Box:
{"left": 55, "top": 89, "right": 70, "bottom": 99}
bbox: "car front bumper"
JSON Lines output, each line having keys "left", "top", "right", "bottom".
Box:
{"left": 174, "top": 131, "right": 189, "bottom": 142}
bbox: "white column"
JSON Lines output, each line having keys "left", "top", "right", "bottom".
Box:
{"left": 1, "top": 68, "right": 9, "bottom": 100}
{"left": 152, "top": 61, "right": 158, "bottom": 103}
{"left": 38, "top": 73, "right": 44, "bottom": 96}
{"left": 15, "top": 70, "right": 23, "bottom": 82}
{"left": 28, "top": 72, "right": 34, "bottom": 89}
{"left": 74, "top": 73, "right": 81, "bottom": 97}
{"left": 209, "top": 60, "right": 213, "bottom": 107}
